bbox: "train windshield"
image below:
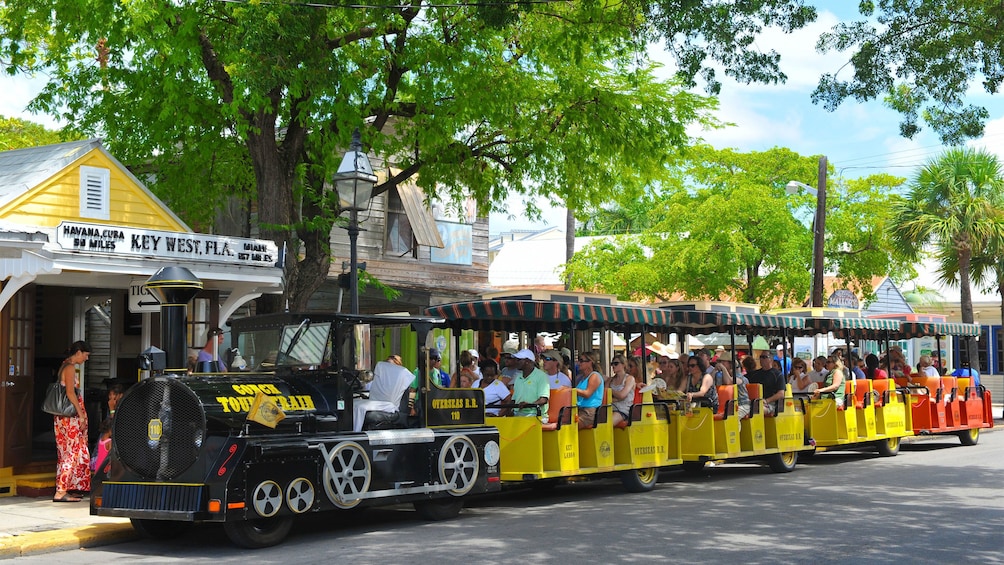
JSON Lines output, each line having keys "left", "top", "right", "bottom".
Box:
{"left": 277, "top": 322, "right": 332, "bottom": 366}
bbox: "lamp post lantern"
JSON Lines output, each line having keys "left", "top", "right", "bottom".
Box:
{"left": 786, "top": 157, "right": 828, "bottom": 308}
{"left": 333, "top": 128, "right": 377, "bottom": 315}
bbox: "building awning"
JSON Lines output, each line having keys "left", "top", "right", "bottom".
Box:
{"left": 0, "top": 222, "right": 284, "bottom": 312}
{"left": 397, "top": 182, "right": 444, "bottom": 249}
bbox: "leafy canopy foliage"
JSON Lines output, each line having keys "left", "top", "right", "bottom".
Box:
{"left": 0, "top": 0, "right": 816, "bottom": 309}
{"left": 565, "top": 146, "right": 909, "bottom": 307}
{"left": 813, "top": 1, "right": 1004, "bottom": 144}
{"left": 889, "top": 147, "right": 1004, "bottom": 335}
{"left": 0, "top": 116, "right": 79, "bottom": 151}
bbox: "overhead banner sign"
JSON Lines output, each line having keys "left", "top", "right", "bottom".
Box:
{"left": 55, "top": 221, "right": 279, "bottom": 267}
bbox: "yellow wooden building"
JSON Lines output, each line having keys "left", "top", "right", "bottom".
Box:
{"left": 0, "top": 139, "right": 283, "bottom": 471}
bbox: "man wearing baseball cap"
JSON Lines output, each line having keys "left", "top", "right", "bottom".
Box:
{"left": 511, "top": 348, "right": 549, "bottom": 417}
{"left": 499, "top": 343, "right": 522, "bottom": 384}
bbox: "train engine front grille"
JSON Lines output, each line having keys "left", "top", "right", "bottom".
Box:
{"left": 102, "top": 482, "right": 204, "bottom": 514}
{"left": 114, "top": 377, "right": 207, "bottom": 481}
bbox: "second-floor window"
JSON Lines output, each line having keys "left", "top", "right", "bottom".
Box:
{"left": 386, "top": 187, "right": 417, "bottom": 258}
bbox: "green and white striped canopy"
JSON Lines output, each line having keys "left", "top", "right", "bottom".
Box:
{"left": 426, "top": 300, "right": 805, "bottom": 334}
{"left": 896, "top": 321, "right": 981, "bottom": 338}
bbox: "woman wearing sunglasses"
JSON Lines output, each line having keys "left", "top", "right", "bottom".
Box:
{"left": 575, "top": 351, "right": 605, "bottom": 429}
{"left": 607, "top": 354, "right": 636, "bottom": 427}
{"left": 685, "top": 355, "right": 718, "bottom": 413}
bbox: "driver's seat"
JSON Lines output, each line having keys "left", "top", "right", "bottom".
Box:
{"left": 353, "top": 361, "right": 414, "bottom": 432}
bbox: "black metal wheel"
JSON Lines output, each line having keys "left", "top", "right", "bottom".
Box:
{"left": 876, "top": 436, "right": 901, "bottom": 457}
{"left": 130, "top": 518, "right": 193, "bottom": 540}
{"left": 223, "top": 516, "right": 294, "bottom": 549}
{"left": 414, "top": 498, "right": 464, "bottom": 521}
{"left": 959, "top": 427, "right": 980, "bottom": 446}
{"left": 766, "top": 451, "right": 798, "bottom": 473}
{"left": 620, "top": 467, "right": 659, "bottom": 493}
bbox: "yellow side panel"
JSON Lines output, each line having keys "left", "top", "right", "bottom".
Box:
{"left": 490, "top": 416, "right": 543, "bottom": 479}
{"left": 578, "top": 406, "right": 615, "bottom": 470}
{"left": 739, "top": 413, "right": 767, "bottom": 453}
{"left": 0, "top": 149, "right": 188, "bottom": 231}
{"left": 680, "top": 408, "right": 715, "bottom": 459}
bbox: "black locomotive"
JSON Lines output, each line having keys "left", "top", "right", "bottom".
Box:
{"left": 91, "top": 267, "right": 500, "bottom": 547}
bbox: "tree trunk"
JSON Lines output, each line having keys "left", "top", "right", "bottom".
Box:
{"left": 957, "top": 246, "right": 980, "bottom": 368}
{"left": 243, "top": 110, "right": 302, "bottom": 314}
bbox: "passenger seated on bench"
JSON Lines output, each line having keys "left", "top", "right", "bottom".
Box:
{"left": 354, "top": 361, "right": 415, "bottom": 432}
{"left": 916, "top": 355, "right": 939, "bottom": 377}
{"left": 788, "top": 358, "right": 817, "bottom": 393}
{"left": 685, "top": 354, "right": 718, "bottom": 413}
{"left": 865, "top": 354, "right": 889, "bottom": 379}
{"left": 478, "top": 359, "right": 511, "bottom": 416}
{"left": 811, "top": 356, "right": 846, "bottom": 408}
{"left": 748, "top": 352, "right": 784, "bottom": 415}
{"left": 950, "top": 360, "right": 981, "bottom": 388}
{"left": 575, "top": 351, "right": 605, "bottom": 429}
{"left": 722, "top": 357, "right": 751, "bottom": 418}
{"left": 512, "top": 349, "right": 550, "bottom": 416}
{"left": 543, "top": 350, "right": 572, "bottom": 389}
{"left": 606, "top": 354, "right": 636, "bottom": 427}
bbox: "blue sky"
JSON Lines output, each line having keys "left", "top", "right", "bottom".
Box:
{"left": 2, "top": 3, "right": 1002, "bottom": 237}
{"left": 490, "top": 2, "right": 1004, "bottom": 234}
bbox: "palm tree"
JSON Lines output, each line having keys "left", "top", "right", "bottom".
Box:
{"left": 889, "top": 147, "right": 1004, "bottom": 369}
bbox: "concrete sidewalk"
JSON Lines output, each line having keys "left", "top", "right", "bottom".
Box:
{"left": 1, "top": 405, "right": 1001, "bottom": 559}
{"left": 0, "top": 496, "right": 137, "bottom": 559}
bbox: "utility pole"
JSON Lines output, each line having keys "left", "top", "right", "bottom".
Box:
{"left": 811, "top": 156, "right": 827, "bottom": 308}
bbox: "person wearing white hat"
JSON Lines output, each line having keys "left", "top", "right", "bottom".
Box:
{"left": 511, "top": 348, "right": 549, "bottom": 417}
{"left": 468, "top": 349, "right": 483, "bottom": 381}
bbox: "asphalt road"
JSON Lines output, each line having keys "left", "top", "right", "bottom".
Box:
{"left": 22, "top": 432, "right": 1004, "bottom": 564}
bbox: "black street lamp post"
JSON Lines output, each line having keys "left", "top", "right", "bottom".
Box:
{"left": 333, "top": 128, "right": 377, "bottom": 315}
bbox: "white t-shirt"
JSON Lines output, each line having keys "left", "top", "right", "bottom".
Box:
{"left": 547, "top": 372, "right": 572, "bottom": 389}
{"left": 483, "top": 380, "right": 510, "bottom": 415}
{"left": 807, "top": 369, "right": 827, "bottom": 384}
{"left": 922, "top": 366, "right": 940, "bottom": 377}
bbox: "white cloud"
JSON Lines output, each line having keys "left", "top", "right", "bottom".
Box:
{"left": 0, "top": 74, "right": 63, "bottom": 129}
{"left": 967, "top": 115, "right": 1004, "bottom": 163}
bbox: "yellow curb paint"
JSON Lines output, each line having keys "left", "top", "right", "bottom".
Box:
{"left": 0, "top": 523, "right": 137, "bottom": 558}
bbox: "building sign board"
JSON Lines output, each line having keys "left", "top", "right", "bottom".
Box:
{"left": 430, "top": 221, "right": 472, "bottom": 266}
{"left": 827, "top": 289, "right": 860, "bottom": 309}
{"left": 128, "top": 277, "right": 160, "bottom": 313}
{"left": 55, "top": 221, "right": 279, "bottom": 267}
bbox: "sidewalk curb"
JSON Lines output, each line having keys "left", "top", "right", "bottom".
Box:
{"left": 0, "top": 522, "right": 138, "bottom": 560}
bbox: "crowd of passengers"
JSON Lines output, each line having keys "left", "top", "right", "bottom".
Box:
{"left": 366, "top": 338, "right": 981, "bottom": 430}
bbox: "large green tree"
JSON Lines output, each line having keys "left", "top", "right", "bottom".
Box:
{"left": 0, "top": 1, "right": 816, "bottom": 311}
{"left": 813, "top": 1, "right": 1004, "bottom": 144}
{"left": 564, "top": 146, "right": 909, "bottom": 306}
{"left": 0, "top": 115, "right": 77, "bottom": 151}
{"left": 889, "top": 147, "right": 1004, "bottom": 367}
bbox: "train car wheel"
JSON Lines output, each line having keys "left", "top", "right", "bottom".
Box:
{"left": 439, "top": 436, "right": 480, "bottom": 495}
{"left": 876, "top": 437, "right": 901, "bottom": 457}
{"left": 414, "top": 498, "right": 464, "bottom": 521}
{"left": 252, "top": 480, "right": 283, "bottom": 517}
{"left": 322, "top": 442, "right": 372, "bottom": 509}
{"left": 959, "top": 428, "right": 980, "bottom": 446}
{"left": 130, "top": 518, "right": 192, "bottom": 540}
{"left": 224, "top": 516, "right": 293, "bottom": 549}
{"left": 766, "top": 451, "right": 798, "bottom": 473}
{"left": 286, "top": 478, "right": 315, "bottom": 514}
{"left": 681, "top": 461, "right": 706, "bottom": 475}
{"left": 620, "top": 467, "right": 659, "bottom": 493}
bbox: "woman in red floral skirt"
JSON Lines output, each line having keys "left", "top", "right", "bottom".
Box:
{"left": 53, "top": 341, "right": 91, "bottom": 502}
